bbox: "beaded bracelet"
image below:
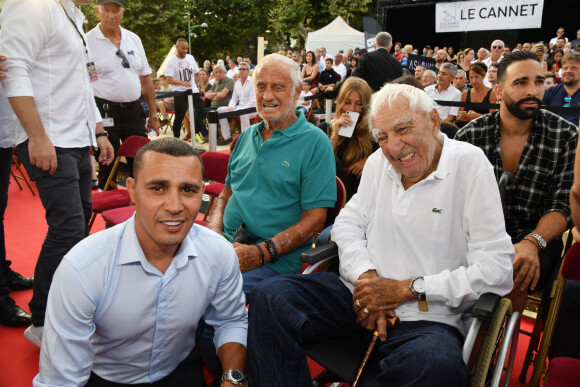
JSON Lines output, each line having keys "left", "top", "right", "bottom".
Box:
{"left": 256, "top": 244, "right": 265, "bottom": 266}
{"left": 264, "top": 238, "right": 279, "bottom": 263}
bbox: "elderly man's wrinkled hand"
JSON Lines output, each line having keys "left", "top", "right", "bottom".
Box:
{"left": 233, "top": 243, "right": 262, "bottom": 272}
{"left": 513, "top": 240, "right": 540, "bottom": 292}
{"left": 353, "top": 277, "right": 414, "bottom": 314}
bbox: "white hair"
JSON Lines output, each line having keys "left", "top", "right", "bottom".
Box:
{"left": 213, "top": 63, "right": 226, "bottom": 72}
{"left": 368, "top": 84, "right": 437, "bottom": 139}
{"left": 254, "top": 54, "right": 302, "bottom": 89}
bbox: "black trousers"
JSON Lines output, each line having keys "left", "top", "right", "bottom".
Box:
{"left": 0, "top": 147, "right": 13, "bottom": 299}
{"left": 16, "top": 143, "right": 92, "bottom": 326}
{"left": 173, "top": 92, "right": 208, "bottom": 138}
{"left": 86, "top": 347, "right": 205, "bottom": 386}
{"left": 94, "top": 98, "right": 147, "bottom": 190}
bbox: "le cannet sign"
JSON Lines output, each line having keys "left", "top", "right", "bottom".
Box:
{"left": 436, "top": 0, "right": 544, "bottom": 33}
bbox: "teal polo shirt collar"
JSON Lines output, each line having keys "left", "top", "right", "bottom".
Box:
{"left": 251, "top": 111, "right": 307, "bottom": 139}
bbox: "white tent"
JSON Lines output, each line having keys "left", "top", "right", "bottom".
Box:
{"left": 305, "top": 17, "right": 365, "bottom": 56}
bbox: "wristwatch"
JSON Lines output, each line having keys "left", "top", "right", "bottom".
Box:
{"left": 410, "top": 276, "right": 428, "bottom": 312}
{"left": 527, "top": 233, "right": 547, "bottom": 250}
{"left": 220, "top": 369, "right": 246, "bottom": 385}
{"left": 95, "top": 131, "right": 108, "bottom": 138}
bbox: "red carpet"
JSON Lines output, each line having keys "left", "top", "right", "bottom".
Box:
{"left": 0, "top": 163, "right": 539, "bottom": 386}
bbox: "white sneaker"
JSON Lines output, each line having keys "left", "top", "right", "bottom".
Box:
{"left": 24, "top": 325, "right": 43, "bottom": 347}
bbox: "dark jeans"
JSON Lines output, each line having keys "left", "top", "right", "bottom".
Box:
{"left": 173, "top": 92, "right": 207, "bottom": 138}
{"left": 0, "top": 147, "right": 13, "bottom": 299}
{"left": 94, "top": 98, "right": 147, "bottom": 190}
{"left": 16, "top": 142, "right": 92, "bottom": 326}
{"left": 247, "top": 273, "right": 466, "bottom": 387}
{"left": 197, "top": 264, "right": 278, "bottom": 377}
{"left": 86, "top": 347, "right": 205, "bottom": 386}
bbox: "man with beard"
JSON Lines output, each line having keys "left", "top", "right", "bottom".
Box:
{"left": 434, "top": 49, "right": 447, "bottom": 73}
{"left": 543, "top": 52, "right": 580, "bottom": 126}
{"left": 456, "top": 51, "right": 578, "bottom": 313}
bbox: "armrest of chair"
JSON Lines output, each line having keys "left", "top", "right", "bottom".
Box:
{"left": 300, "top": 241, "right": 338, "bottom": 265}
{"left": 471, "top": 293, "right": 501, "bottom": 321}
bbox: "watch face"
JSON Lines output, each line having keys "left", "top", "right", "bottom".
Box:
{"left": 230, "top": 369, "right": 244, "bottom": 383}
{"left": 412, "top": 277, "right": 426, "bottom": 294}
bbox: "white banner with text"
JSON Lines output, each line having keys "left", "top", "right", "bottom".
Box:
{"left": 435, "top": 0, "right": 544, "bottom": 33}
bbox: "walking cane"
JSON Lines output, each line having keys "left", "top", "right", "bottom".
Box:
{"left": 351, "top": 316, "right": 400, "bottom": 387}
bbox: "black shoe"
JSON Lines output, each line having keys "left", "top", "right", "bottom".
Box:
{"left": 217, "top": 138, "right": 233, "bottom": 146}
{"left": 7, "top": 271, "right": 34, "bottom": 291}
{"left": 0, "top": 297, "right": 32, "bottom": 327}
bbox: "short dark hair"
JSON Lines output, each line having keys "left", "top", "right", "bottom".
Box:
{"left": 133, "top": 137, "right": 203, "bottom": 179}
{"left": 497, "top": 50, "right": 540, "bottom": 84}
{"left": 325, "top": 58, "right": 333, "bottom": 64}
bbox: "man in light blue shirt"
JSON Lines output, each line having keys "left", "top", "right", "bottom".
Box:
{"left": 34, "top": 137, "right": 248, "bottom": 387}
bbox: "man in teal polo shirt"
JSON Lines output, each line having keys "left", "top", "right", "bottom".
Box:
{"left": 208, "top": 54, "right": 336, "bottom": 297}
{"left": 202, "top": 53, "right": 336, "bottom": 376}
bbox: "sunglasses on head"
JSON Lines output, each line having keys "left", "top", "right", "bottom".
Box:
{"left": 116, "top": 49, "right": 130, "bottom": 69}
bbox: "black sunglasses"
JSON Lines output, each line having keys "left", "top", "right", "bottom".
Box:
{"left": 116, "top": 49, "right": 130, "bottom": 69}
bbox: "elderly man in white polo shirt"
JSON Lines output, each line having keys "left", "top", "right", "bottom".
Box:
{"left": 86, "top": 0, "right": 159, "bottom": 190}
{"left": 425, "top": 63, "right": 462, "bottom": 122}
{"left": 216, "top": 62, "right": 256, "bottom": 145}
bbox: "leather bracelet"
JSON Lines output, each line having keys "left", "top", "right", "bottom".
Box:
{"left": 264, "top": 239, "right": 279, "bottom": 263}
{"left": 256, "top": 244, "right": 265, "bottom": 266}
{"left": 95, "top": 131, "right": 108, "bottom": 138}
{"left": 522, "top": 237, "right": 540, "bottom": 251}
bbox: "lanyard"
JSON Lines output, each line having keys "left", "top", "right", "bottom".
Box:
{"left": 57, "top": 0, "right": 89, "bottom": 57}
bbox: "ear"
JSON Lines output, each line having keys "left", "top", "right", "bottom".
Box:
{"left": 430, "top": 109, "right": 441, "bottom": 134}
{"left": 294, "top": 84, "right": 303, "bottom": 100}
{"left": 127, "top": 177, "right": 136, "bottom": 204}
{"left": 494, "top": 83, "right": 503, "bottom": 101}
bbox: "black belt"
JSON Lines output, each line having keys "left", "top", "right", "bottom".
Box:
{"left": 95, "top": 97, "right": 141, "bottom": 108}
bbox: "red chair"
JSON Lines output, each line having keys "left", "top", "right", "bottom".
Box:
{"left": 199, "top": 151, "right": 230, "bottom": 221}
{"left": 89, "top": 136, "right": 150, "bottom": 231}
{"left": 528, "top": 240, "right": 580, "bottom": 386}
{"left": 545, "top": 357, "right": 580, "bottom": 387}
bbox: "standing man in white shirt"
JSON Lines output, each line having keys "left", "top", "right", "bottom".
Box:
{"left": 483, "top": 40, "right": 504, "bottom": 86}
{"left": 226, "top": 59, "right": 239, "bottom": 79}
{"left": 86, "top": 0, "right": 159, "bottom": 190}
{"left": 216, "top": 62, "right": 256, "bottom": 145}
{"left": 165, "top": 38, "right": 208, "bottom": 141}
{"left": 0, "top": 0, "right": 114, "bottom": 346}
{"left": 424, "top": 63, "right": 462, "bottom": 122}
{"left": 332, "top": 52, "right": 347, "bottom": 81}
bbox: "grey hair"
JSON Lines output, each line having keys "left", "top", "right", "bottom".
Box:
{"left": 238, "top": 62, "right": 249, "bottom": 71}
{"left": 368, "top": 84, "right": 437, "bottom": 140}
{"left": 441, "top": 62, "right": 457, "bottom": 77}
{"left": 491, "top": 39, "right": 505, "bottom": 49}
{"left": 375, "top": 32, "right": 392, "bottom": 48}
{"left": 254, "top": 54, "right": 302, "bottom": 89}
{"left": 456, "top": 69, "right": 466, "bottom": 77}
{"left": 213, "top": 63, "right": 226, "bottom": 72}
{"left": 423, "top": 70, "right": 436, "bottom": 78}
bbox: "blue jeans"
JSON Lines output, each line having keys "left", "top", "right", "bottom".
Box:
{"left": 0, "top": 147, "right": 13, "bottom": 299}
{"left": 197, "top": 264, "right": 279, "bottom": 377}
{"left": 16, "top": 142, "right": 92, "bottom": 326}
{"left": 246, "top": 272, "right": 466, "bottom": 387}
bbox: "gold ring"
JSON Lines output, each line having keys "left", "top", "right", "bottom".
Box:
{"left": 355, "top": 299, "right": 361, "bottom": 308}
{"left": 363, "top": 307, "right": 369, "bottom": 314}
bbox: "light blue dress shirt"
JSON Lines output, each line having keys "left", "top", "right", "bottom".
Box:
{"left": 33, "top": 215, "right": 248, "bottom": 386}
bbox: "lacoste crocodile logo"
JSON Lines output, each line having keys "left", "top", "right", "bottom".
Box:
{"left": 432, "top": 208, "right": 442, "bottom": 213}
